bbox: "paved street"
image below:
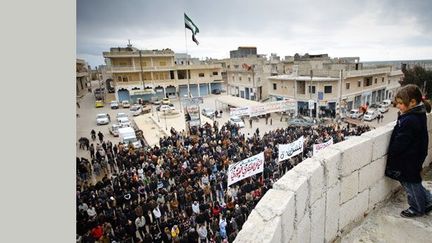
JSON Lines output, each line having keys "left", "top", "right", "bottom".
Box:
{"left": 76, "top": 80, "right": 400, "bottom": 184}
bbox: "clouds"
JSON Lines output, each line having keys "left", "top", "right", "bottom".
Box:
{"left": 77, "top": 0, "right": 432, "bottom": 68}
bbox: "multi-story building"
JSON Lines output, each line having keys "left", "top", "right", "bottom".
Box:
{"left": 268, "top": 65, "right": 402, "bottom": 116}
{"left": 102, "top": 44, "right": 223, "bottom": 103}
{"left": 76, "top": 59, "right": 90, "bottom": 95}
{"left": 230, "top": 46, "right": 257, "bottom": 58}
{"left": 224, "top": 55, "right": 267, "bottom": 101}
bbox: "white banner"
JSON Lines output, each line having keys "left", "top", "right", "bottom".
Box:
{"left": 278, "top": 136, "right": 304, "bottom": 162}
{"left": 227, "top": 152, "right": 265, "bottom": 187}
{"left": 230, "top": 107, "right": 250, "bottom": 117}
{"left": 249, "top": 100, "right": 296, "bottom": 117}
{"left": 313, "top": 138, "right": 333, "bottom": 155}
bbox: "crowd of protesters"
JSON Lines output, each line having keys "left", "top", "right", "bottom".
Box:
{"left": 76, "top": 119, "right": 371, "bottom": 243}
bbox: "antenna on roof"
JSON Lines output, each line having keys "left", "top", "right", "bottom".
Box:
{"left": 127, "top": 39, "right": 132, "bottom": 48}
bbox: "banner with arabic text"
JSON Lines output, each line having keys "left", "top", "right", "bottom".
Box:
{"left": 227, "top": 152, "right": 264, "bottom": 186}
{"left": 313, "top": 138, "right": 333, "bottom": 155}
{"left": 278, "top": 136, "right": 304, "bottom": 162}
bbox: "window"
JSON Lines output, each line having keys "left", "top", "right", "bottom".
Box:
{"left": 248, "top": 77, "right": 251, "bottom": 82}
{"left": 239, "top": 77, "right": 242, "bottom": 81}
{"left": 364, "top": 78, "right": 372, "bottom": 86}
{"left": 160, "top": 61, "right": 166, "bottom": 66}
{"left": 308, "top": 86, "right": 316, "bottom": 94}
{"left": 358, "top": 80, "right": 361, "bottom": 87}
{"left": 273, "top": 83, "right": 277, "bottom": 90}
{"left": 117, "top": 76, "right": 122, "bottom": 82}
{"left": 199, "top": 73, "right": 205, "bottom": 77}
{"left": 324, "top": 86, "right": 332, "bottom": 94}
{"left": 382, "top": 77, "right": 385, "bottom": 83}
{"left": 212, "top": 71, "right": 218, "bottom": 75}
{"left": 234, "top": 65, "right": 239, "bottom": 69}
{"left": 346, "top": 83, "right": 350, "bottom": 90}
{"left": 122, "top": 76, "right": 128, "bottom": 82}
{"left": 374, "top": 78, "right": 377, "bottom": 84}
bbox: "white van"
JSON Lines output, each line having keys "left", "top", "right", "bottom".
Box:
{"left": 349, "top": 109, "right": 363, "bottom": 119}
{"left": 363, "top": 109, "right": 380, "bottom": 121}
{"left": 118, "top": 127, "right": 141, "bottom": 149}
{"left": 381, "top": 99, "right": 392, "bottom": 108}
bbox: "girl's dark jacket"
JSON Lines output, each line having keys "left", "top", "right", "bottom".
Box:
{"left": 386, "top": 104, "right": 429, "bottom": 182}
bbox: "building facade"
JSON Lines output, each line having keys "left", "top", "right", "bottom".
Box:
{"left": 76, "top": 59, "right": 90, "bottom": 95}
{"left": 229, "top": 46, "right": 257, "bottom": 58}
{"left": 268, "top": 66, "right": 402, "bottom": 116}
{"left": 103, "top": 44, "right": 223, "bottom": 103}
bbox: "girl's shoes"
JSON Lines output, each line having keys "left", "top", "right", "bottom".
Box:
{"left": 400, "top": 209, "right": 423, "bottom": 218}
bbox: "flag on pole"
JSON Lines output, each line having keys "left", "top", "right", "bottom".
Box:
{"left": 184, "top": 13, "right": 199, "bottom": 45}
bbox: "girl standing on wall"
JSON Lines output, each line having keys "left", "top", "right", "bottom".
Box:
{"left": 386, "top": 84, "right": 432, "bottom": 217}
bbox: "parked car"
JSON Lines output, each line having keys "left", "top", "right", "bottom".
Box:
{"left": 349, "top": 109, "right": 363, "bottom": 119}
{"left": 211, "top": 89, "right": 221, "bottom": 94}
{"left": 201, "top": 108, "right": 215, "bottom": 118}
{"left": 96, "top": 113, "right": 110, "bottom": 125}
{"left": 229, "top": 116, "right": 245, "bottom": 128}
{"left": 152, "top": 99, "right": 161, "bottom": 105}
{"left": 381, "top": 99, "right": 392, "bottom": 108}
{"left": 110, "top": 100, "right": 119, "bottom": 109}
{"left": 121, "top": 100, "right": 130, "bottom": 108}
{"left": 161, "top": 98, "right": 171, "bottom": 105}
{"left": 378, "top": 104, "right": 389, "bottom": 113}
{"left": 287, "top": 117, "right": 315, "bottom": 127}
{"left": 118, "top": 117, "right": 131, "bottom": 127}
{"left": 130, "top": 105, "right": 143, "bottom": 116}
{"left": 108, "top": 124, "right": 120, "bottom": 137}
{"left": 95, "top": 100, "right": 104, "bottom": 108}
{"left": 116, "top": 112, "right": 128, "bottom": 122}
{"left": 158, "top": 104, "right": 176, "bottom": 112}
{"left": 363, "top": 109, "right": 380, "bottom": 121}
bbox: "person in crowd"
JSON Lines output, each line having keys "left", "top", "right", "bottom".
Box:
{"left": 76, "top": 116, "right": 372, "bottom": 241}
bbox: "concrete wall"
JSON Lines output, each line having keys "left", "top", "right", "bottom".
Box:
{"left": 234, "top": 114, "right": 432, "bottom": 243}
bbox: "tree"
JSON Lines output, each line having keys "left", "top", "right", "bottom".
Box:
{"left": 401, "top": 65, "right": 432, "bottom": 98}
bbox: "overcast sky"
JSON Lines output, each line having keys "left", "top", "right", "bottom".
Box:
{"left": 77, "top": 0, "right": 432, "bottom": 68}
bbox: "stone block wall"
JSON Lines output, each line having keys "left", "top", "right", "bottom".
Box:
{"left": 234, "top": 114, "right": 432, "bottom": 243}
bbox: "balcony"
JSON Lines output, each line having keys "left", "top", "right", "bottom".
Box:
{"left": 345, "top": 67, "right": 392, "bottom": 78}
{"left": 108, "top": 65, "right": 176, "bottom": 73}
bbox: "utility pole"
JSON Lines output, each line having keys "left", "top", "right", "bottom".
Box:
{"left": 338, "top": 69, "right": 343, "bottom": 118}
{"left": 139, "top": 50, "right": 145, "bottom": 90}
{"left": 309, "top": 70, "right": 313, "bottom": 118}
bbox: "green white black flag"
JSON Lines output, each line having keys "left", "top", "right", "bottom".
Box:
{"left": 184, "top": 13, "right": 199, "bottom": 45}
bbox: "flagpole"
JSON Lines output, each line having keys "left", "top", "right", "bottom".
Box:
{"left": 184, "top": 24, "right": 190, "bottom": 98}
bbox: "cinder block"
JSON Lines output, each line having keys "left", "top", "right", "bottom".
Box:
{"left": 314, "top": 147, "right": 341, "bottom": 188}
{"left": 332, "top": 136, "right": 373, "bottom": 176}
{"left": 340, "top": 171, "right": 359, "bottom": 203}
{"left": 359, "top": 157, "right": 386, "bottom": 192}
{"left": 369, "top": 177, "right": 400, "bottom": 210}
{"left": 339, "top": 190, "right": 369, "bottom": 231}
{"left": 289, "top": 213, "right": 311, "bottom": 243}
{"left": 427, "top": 113, "right": 432, "bottom": 131}
{"left": 361, "top": 126, "right": 393, "bottom": 161}
{"left": 274, "top": 170, "right": 309, "bottom": 222}
{"left": 234, "top": 210, "right": 282, "bottom": 243}
{"left": 254, "top": 189, "right": 295, "bottom": 242}
{"left": 310, "top": 196, "right": 325, "bottom": 243}
{"left": 325, "top": 182, "right": 341, "bottom": 243}
{"left": 424, "top": 148, "right": 432, "bottom": 168}
{"left": 293, "top": 158, "right": 325, "bottom": 205}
